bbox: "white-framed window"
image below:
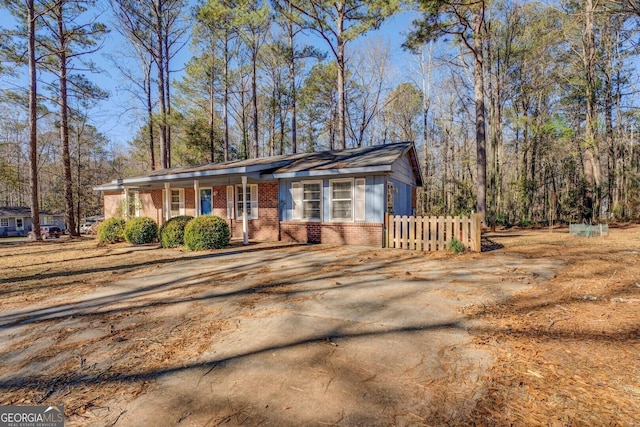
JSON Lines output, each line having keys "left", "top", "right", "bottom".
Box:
{"left": 292, "top": 181, "right": 322, "bottom": 221}
{"left": 41, "top": 215, "right": 53, "bottom": 225}
{"left": 331, "top": 179, "right": 353, "bottom": 221}
{"left": 127, "top": 190, "right": 141, "bottom": 218}
{"left": 328, "top": 178, "right": 366, "bottom": 222}
{"left": 16, "top": 218, "right": 24, "bottom": 230}
{"left": 0, "top": 218, "right": 8, "bottom": 228}
{"left": 303, "top": 181, "right": 322, "bottom": 220}
{"left": 233, "top": 184, "right": 258, "bottom": 220}
{"left": 170, "top": 189, "right": 185, "bottom": 218}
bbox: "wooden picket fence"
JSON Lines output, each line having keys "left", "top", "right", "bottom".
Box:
{"left": 385, "top": 213, "right": 482, "bottom": 252}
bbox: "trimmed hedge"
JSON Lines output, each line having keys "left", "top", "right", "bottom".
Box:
{"left": 158, "top": 215, "right": 193, "bottom": 248}
{"left": 183, "top": 215, "right": 230, "bottom": 251}
{"left": 97, "top": 217, "right": 126, "bottom": 244}
{"left": 124, "top": 217, "right": 158, "bottom": 245}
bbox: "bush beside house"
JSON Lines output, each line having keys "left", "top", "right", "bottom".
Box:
{"left": 183, "top": 215, "right": 230, "bottom": 251}
{"left": 158, "top": 215, "right": 193, "bottom": 248}
{"left": 124, "top": 217, "right": 158, "bottom": 245}
{"left": 97, "top": 217, "right": 126, "bottom": 243}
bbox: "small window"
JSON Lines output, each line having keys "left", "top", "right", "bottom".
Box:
{"left": 0, "top": 218, "right": 8, "bottom": 228}
{"left": 331, "top": 179, "right": 353, "bottom": 221}
{"left": 236, "top": 184, "right": 258, "bottom": 220}
{"left": 16, "top": 218, "right": 24, "bottom": 230}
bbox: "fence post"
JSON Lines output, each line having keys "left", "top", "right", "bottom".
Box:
{"left": 416, "top": 215, "right": 423, "bottom": 251}
{"left": 470, "top": 214, "right": 481, "bottom": 252}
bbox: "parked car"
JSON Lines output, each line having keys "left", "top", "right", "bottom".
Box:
{"left": 28, "top": 226, "right": 62, "bottom": 240}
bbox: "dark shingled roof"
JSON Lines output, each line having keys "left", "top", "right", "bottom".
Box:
{"left": 95, "top": 142, "right": 421, "bottom": 190}
{"left": 271, "top": 142, "right": 413, "bottom": 174}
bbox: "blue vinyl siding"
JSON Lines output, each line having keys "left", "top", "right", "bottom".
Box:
{"left": 388, "top": 178, "right": 414, "bottom": 216}
{"left": 389, "top": 156, "right": 416, "bottom": 186}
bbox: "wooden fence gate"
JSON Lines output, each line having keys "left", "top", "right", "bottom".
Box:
{"left": 385, "top": 214, "right": 482, "bottom": 252}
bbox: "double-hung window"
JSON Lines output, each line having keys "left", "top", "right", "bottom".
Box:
{"left": 127, "top": 191, "right": 141, "bottom": 218}
{"left": 170, "top": 189, "right": 185, "bottom": 218}
{"left": 234, "top": 184, "right": 258, "bottom": 220}
{"left": 331, "top": 179, "right": 353, "bottom": 221}
{"left": 328, "top": 178, "right": 366, "bottom": 222}
{"left": 303, "top": 182, "right": 322, "bottom": 220}
{"left": 0, "top": 218, "right": 8, "bottom": 228}
{"left": 292, "top": 181, "right": 322, "bottom": 221}
{"left": 16, "top": 218, "right": 24, "bottom": 230}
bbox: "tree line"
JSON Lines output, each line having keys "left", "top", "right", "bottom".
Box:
{"left": 1, "top": 0, "right": 640, "bottom": 238}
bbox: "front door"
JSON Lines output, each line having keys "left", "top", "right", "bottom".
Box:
{"left": 200, "top": 188, "right": 212, "bottom": 216}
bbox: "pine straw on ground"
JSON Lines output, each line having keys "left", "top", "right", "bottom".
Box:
{"left": 1, "top": 231, "right": 639, "bottom": 425}
{"left": 463, "top": 225, "right": 640, "bottom": 426}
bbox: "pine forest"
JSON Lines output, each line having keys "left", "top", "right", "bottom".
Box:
{"left": 1, "top": 0, "right": 640, "bottom": 234}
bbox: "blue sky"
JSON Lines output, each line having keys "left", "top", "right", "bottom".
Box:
{"left": 0, "top": 5, "right": 421, "bottom": 149}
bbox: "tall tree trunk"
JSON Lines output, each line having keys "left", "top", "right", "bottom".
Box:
{"left": 154, "top": 0, "right": 168, "bottom": 168}
{"left": 582, "top": 0, "right": 601, "bottom": 221}
{"left": 27, "top": 0, "right": 41, "bottom": 240}
{"left": 288, "top": 14, "right": 297, "bottom": 154}
{"left": 336, "top": 7, "right": 346, "bottom": 150}
{"left": 252, "top": 42, "right": 259, "bottom": 158}
{"left": 146, "top": 64, "right": 156, "bottom": 170}
{"left": 209, "top": 49, "right": 216, "bottom": 163}
{"left": 223, "top": 35, "right": 230, "bottom": 161}
{"left": 472, "top": 6, "right": 487, "bottom": 226}
{"left": 421, "top": 44, "right": 432, "bottom": 214}
{"left": 164, "top": 26, "right": 172, "bottom": 167}
{"left": 58, "top": 7, "right": 77, "bottom": 237}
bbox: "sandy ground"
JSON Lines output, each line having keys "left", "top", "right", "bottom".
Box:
{"left": 0, "top": 228, "right": 638, "bottom": 426}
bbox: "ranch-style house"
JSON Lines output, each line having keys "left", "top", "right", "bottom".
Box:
{"left": 94, "top": 142, "right": 422, "bottom": 247}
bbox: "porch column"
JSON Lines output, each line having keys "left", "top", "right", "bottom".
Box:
{"left": 242, "top": 175, "right": 248, "bottom": 245}
{"left": 164, "top": 182, "right": 171, "bottom": 223}
{"left": 123, "top": 187, "right": 129, "bottom": 220}
{"left": 194, "top": 180, "right": 200, "bottom": 217}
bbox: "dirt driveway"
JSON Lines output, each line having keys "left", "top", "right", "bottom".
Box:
{"left": 0, "top": 242, "right": 561, "bottom": 426}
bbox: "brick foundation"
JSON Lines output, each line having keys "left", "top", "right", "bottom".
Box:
{"left": 280, "top": 222, "right": 383, "bottom": 247}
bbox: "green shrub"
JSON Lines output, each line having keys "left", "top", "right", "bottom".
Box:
{"left": 183, "top": 215, "right": 230, "bottom": 251}
{"left": 447, "top": 237, "right": 466, "bottom": 254}
{"left": 158, "top": 215, "right": 193, "bottom": 248}
{"left": 124, "top": 217, "right": 158, "bottom": 245}
{"left": 97, "top": 217, "right": 126, "bottom": 244}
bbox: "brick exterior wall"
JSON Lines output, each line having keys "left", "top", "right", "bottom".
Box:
{"left": 139, "top": 190, "right": 164, "bottom": 224}
{"left": 211, "top": 185, "right": 228, "bottom": 218}
{"left": 104, "top": 191, "right": 122, "bottom": 219}
{"left": 228, "top": 182, "right": 279, "bottom": 241}
{"left": 185, "top": 188, "right": 196, "bottom": 216}
{"left": 280, "top": 221, "right": 383, "bottom": 247}
{"left": 104, "top": 182, "right": 383, "bottom": 247}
